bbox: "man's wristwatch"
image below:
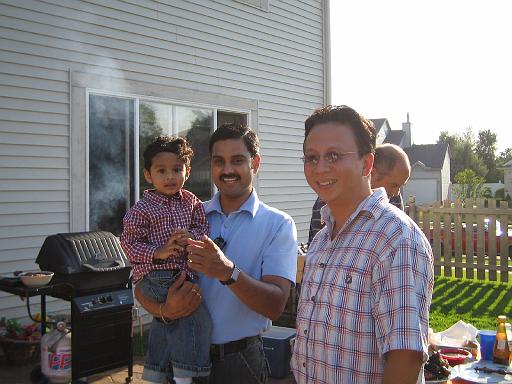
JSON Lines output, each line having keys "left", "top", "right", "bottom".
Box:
{"left": 220, "top": 264, "right": 241, "bottom": 285}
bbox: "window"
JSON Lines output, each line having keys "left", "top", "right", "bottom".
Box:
{"left": 88, "top": 93, "right": 247, "bottom": 235}
{"left": 89, "top": 95, "right": 135, "bottom": 235}
{"left": 235, "top": 0, "right": 269, "bottom": 11}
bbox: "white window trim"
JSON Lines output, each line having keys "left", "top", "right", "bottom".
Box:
{"left": 71, "top": 71, "right": 258, "bottom": 232}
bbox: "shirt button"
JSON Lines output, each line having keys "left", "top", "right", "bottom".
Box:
{"left": 319, "top": 262, "right": 325, "bottom": 268}
{"left": 304, "top": 329, "right": 307, "bottom": 335}
{"left": 303, "top": 362, "right": 306, "bottom": 367}
{"left": 311, "top": 296, "right": 316, "bottom": 302}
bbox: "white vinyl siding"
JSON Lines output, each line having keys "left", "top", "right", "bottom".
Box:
{"left": 0, "top": 0, "right": 327, "bottom": 321}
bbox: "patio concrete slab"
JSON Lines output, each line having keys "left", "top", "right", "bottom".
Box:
{"left": 0, "top": 355, "right": 296, "bottom": 384}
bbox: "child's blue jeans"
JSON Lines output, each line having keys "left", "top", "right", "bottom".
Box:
{"left": 137, "top": 270, "right": 212, "bottom": 383}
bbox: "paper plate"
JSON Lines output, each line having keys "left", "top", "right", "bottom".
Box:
{"left": 451, "top": 361, "right": 512, "bottom": 383}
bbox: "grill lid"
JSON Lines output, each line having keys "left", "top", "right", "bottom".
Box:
{"left": 36, "top": 231, "right": 130, "bottom": 275}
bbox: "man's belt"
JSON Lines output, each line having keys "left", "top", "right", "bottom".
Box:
{"left": 210, "top": 335, "right": 260, "bottom": 359}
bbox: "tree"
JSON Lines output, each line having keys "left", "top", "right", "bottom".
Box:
{"left": 438, "top": 128, "right": 487, "bottom": 182}
{"left": 476, "top": 129, "right": 500, "bottom": 182}
{"left": 497, "top": 147, "right": 512, "bottom": 166}
{"left": 452, "top": 169, "right": 491, "bottom": 202}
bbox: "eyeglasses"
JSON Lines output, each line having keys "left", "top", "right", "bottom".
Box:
{"left": 301, "top": 151, "right": 357, "bottom": 167}
{"left": 213, "top": 236, "right": 226, "bottom": 250}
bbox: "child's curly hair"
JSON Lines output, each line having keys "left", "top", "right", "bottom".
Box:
{"left": 143, "top": 136, "right": 194, "bottom": 170}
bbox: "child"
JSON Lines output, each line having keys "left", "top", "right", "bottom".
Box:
{"left": 121, "top": 136, "right": 211, "bottom": 384}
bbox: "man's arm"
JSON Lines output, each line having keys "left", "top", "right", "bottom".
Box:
{"left": 186, "top": 236, "right": 291, "bottom": 320}
{"left": 383, "top": 349, "right": 423, "bottom": 384}
{"left": 134, "top": 272, "right": 202, "bottom": 320}
{"left": 230, "top": 274, "right": 291, "bottom": 321}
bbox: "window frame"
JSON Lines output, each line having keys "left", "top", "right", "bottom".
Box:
{"left": 85, "top": 89, "right": 251, "bottom": 231}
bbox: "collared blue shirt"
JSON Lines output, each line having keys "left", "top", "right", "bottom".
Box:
{"left": 199, "top": 190, "right": 298, "bottom": 344}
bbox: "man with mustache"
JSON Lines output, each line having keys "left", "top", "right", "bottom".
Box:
{"left": 135, "top": 123, "right": 298, "bottom": 384}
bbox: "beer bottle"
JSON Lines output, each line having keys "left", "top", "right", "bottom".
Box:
{"left": 493, "top": 315, "right": 510, "bottom": 365}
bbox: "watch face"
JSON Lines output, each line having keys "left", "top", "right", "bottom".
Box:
{"left": 221, "top": 266, "right": 240, "bottom": 285}
{"left": 231, "top": 266, "right": 240, "bottom": 282}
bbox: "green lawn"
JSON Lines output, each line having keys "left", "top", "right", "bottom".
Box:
{"left": 430, "top": 276, "right": 512, "bottom": 332}
{"left": 276, "top": 276, "right": 512, "bottom": 333}
{"left": 134, "top": 276, "right": 512, "bottom": 356}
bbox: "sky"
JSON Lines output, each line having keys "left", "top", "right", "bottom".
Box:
{"left": 329, "top": 0, "right": 512, "bottom": 153}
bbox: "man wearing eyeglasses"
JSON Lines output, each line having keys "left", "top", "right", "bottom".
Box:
{"left": 308, "top": 143, "right": 411, "bottom": 246}
{"left": 135, "top": 123, "right": 298, "bottom": 384}
{"left": 291, "top": 106, "right": 433, "bottom": 384}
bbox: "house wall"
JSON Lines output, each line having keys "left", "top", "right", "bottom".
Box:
{"left": 440, "top": 150, "right": 450, "bottom": 200}
{"left": 504, "top": 169, "right": 512, "bottom": 198}
{"left": 403, "top": 165, "right": 441, "bottom": 205}
{"left": 0, "top": 0, "right": 328, "bottom": 320}
{"left": 375, "top": 120, "right": 390, "bottom": 145}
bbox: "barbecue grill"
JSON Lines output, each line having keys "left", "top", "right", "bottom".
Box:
{"left": 34, "top": 231, "right": 134, "bottom": 382}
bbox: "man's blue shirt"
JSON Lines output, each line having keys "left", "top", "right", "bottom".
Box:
{"left": 199, "top": 190, "right": 297, "bottom": 344}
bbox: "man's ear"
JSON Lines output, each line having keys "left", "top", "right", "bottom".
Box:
{"left": 362, "top": 153, "right": 374, "bottom": 177}
{"left": 185, "top": 166, "right": 191, "bottom": 181}
{"left": 250, "top": 154, "right": 261, "bottom": 174}
{"left": 143, "top": 168, "right": 152, "bottom": 184}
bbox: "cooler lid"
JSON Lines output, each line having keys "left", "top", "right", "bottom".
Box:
{"left": 262, "top": 326, "right": 296, "bottom": 340}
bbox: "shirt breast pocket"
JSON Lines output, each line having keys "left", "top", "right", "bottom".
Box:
{"left": 328, "top": 267, "right": 373, "bottom": 326}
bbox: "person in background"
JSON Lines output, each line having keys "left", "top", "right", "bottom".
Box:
{"left": 292, "top": 105, "right": 433, "bottom": 384}
{"left": 308, "top": 143, "right": 411, "bottom": 245}
{"left": 121, "top": 136, "right": 211, "bottom": 384}
{"left": 371, "top": 143, "right": 410, "bottom": 211}
{"left": 135, "top": 124, "right": 298, "bottom": 384}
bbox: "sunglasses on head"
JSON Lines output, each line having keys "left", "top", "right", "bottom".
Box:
{"left": 213, "top": 236, "right": 227, "bottom": 250}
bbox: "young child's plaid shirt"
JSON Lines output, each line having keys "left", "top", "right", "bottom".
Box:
{"left": 121, "top": 189, "right": 209, "bottom": 283}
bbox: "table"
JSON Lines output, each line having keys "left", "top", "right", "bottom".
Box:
{"left": 0, "top": 280, "right": 74, "bottom": 335}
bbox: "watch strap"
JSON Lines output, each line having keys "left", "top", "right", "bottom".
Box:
{"left": 220, "top": 265, "right": 241, "bottom": 285}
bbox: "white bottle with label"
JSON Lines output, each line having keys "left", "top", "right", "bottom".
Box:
{"left": 41, "top": 322, "right": 72, "bottom": 383}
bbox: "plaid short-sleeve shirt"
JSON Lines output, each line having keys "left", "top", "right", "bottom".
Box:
{"left": 292, "top": 189, "right": 433, "bottom": 384}
{"left": 121, "top": 189, "right": 209, "bottom": 283}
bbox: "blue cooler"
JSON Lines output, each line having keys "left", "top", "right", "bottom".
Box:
{"left": 262, "top": 326, "right": 296, "bottom": 378}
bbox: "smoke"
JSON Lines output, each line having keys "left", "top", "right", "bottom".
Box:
{"left": 89, "top": 95, "right": 134, "bottom": 235}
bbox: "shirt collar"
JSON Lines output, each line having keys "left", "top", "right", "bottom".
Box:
{"left": 321, "top": 187, "right": 389, "bottom": 229}
{"left": 143, "top": 189, "right": 183, "bottom": 205}
{"left": 204, "top": 189, "right": 259, "bottom": 217}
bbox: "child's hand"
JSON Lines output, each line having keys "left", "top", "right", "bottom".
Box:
{"left": 173, "top": 228, "right": 193, "bottom": 246}
{"left": 153, "top": 232, "right": 185, "bottom": 261}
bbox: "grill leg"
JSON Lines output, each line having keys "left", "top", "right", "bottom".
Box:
{"left": 41, "top": 294, "right": 47, "bottom": 335}
{"left": 125, "top": 342, "right": 133, "bottom": 383}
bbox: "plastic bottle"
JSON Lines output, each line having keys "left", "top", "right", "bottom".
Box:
{"left": 493, "top": 315, "right": 509, "bottom": 365}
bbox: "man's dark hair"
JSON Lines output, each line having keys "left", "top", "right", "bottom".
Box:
{"left": 209, "top": 123, "right": 259, "bottom": 158}
{"left": 304, "top": 105, "right": 376, "bottom": 156}
{"left": 143, "top": 136, "right": 194, "bottom": 171}
{"left": 374, "top": 143, "right": 410, "bottom": 175}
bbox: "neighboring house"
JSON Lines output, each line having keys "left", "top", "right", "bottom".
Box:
{"left": 371, "top": 113, "right": 412, "bottom": 148}
{"left": 403, "top": 144, "right": 451, "bottom": 205}
{"left": 371, "top": 115, "right": 450, "bottom": 205}
{"left": 498, "top": 160, "right": 512, "bottom": 198}
{"left": 0, "top": 0, "right": 330, "bottom": 320}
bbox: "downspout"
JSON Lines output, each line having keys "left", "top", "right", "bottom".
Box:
{"left": 322, "top": 0, "right": 332, "bottom": 105}
{"left": 69, "top": 69, "right": 73, "bottom": 231}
